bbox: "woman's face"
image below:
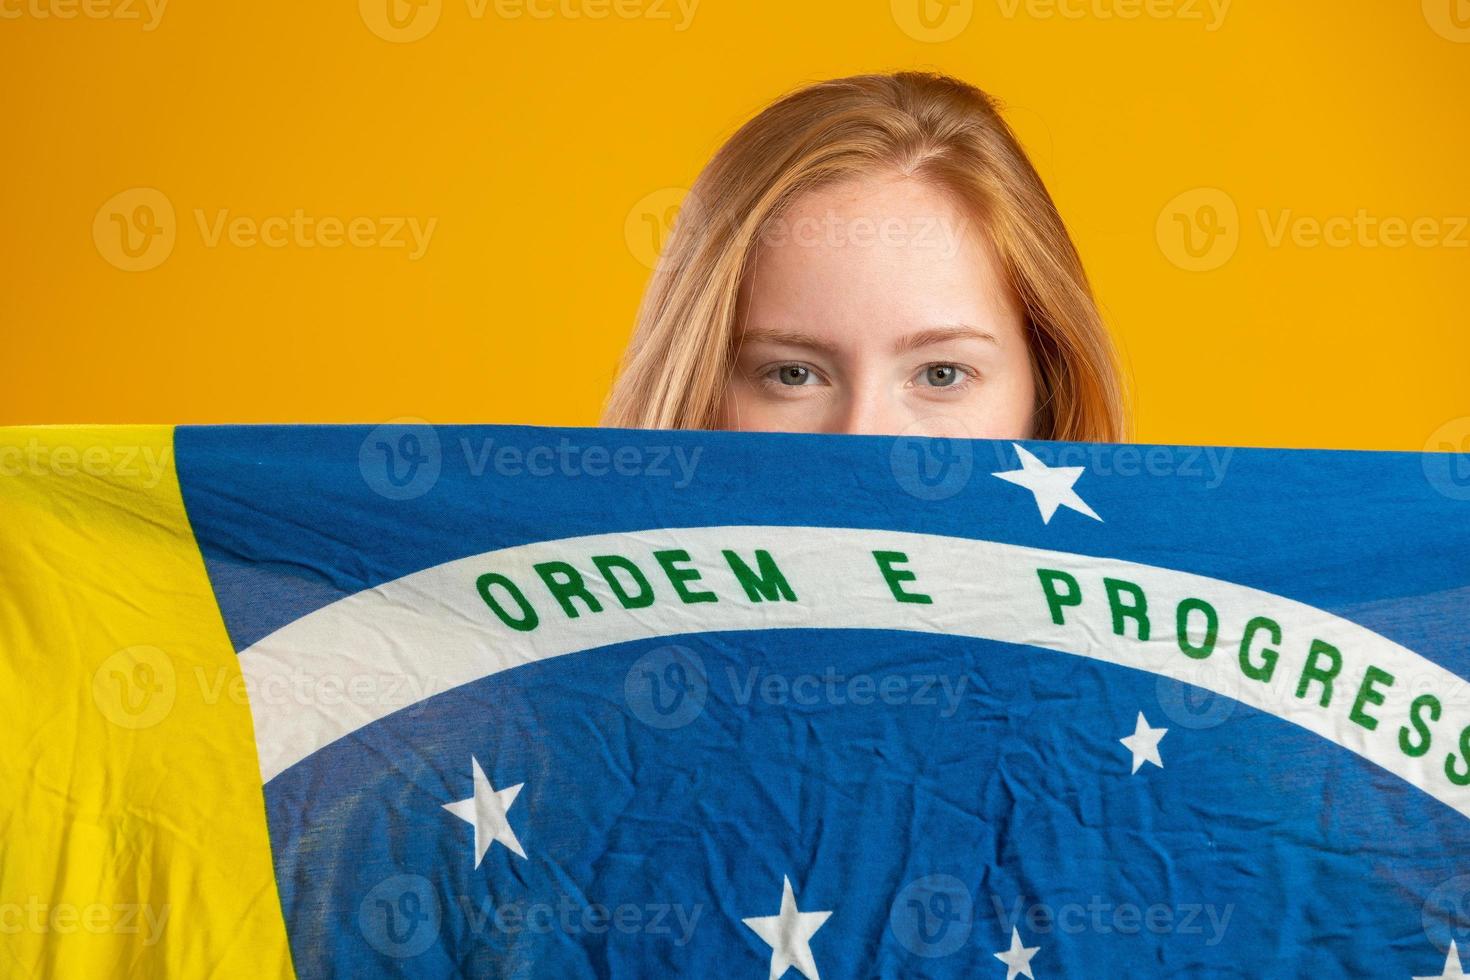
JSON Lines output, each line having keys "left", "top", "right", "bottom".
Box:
{"left": 718, "top": 174, "right": 1037, "bottom": 439}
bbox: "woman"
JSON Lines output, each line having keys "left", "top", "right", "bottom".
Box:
{"left": 603, "top": 70, "right": 1127, "bottom": 443}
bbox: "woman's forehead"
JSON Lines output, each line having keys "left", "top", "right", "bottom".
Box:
{"left": 739, "top": 176, "right": 1023, "bottom": 346}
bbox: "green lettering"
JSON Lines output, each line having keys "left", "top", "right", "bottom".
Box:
{"left": 1175, "top": 597, "right": 1218, "bottom": 660}
{"left": 653, "top": 549, "right": 717, "bottom": 604}
{"left": 722, "top": 549, "right": 796, "bottom": 603}
{"left": 1239, "top": 616, "right": 1280, "bottom": 682}
{"left": 1103, "top": 578, "right": 1149, "bottom": 641}
{"left": 475, "top": 572, "right": 539, "bottom": 632}
{"left": 1036, "top": 569, "right": 1081, "bottom": 625}
{"left": 1348, "top": 666, "right": 1395, "bottom": 731}
{"left": 534, "top": 561, "right": 604, "bottom": 619}
{"left": 873, "top": 551, "right": 931, "bottom": 605}
{"left": 1447, "top": 725, "right": 1470, "bottom": 788}
{"left": 1399, "top": 694, "right": 1441, "bottom": 758}
{"left": 591, "top": 554, "right": 655, "bottom": 609}
{"left": 1295, "top": 639, "right": 1342, "bottom": 708}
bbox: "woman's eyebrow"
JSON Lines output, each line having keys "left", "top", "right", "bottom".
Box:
{"left": 892, "top": 325, "right": 999, "bottom": 354}
{"left": 739, "top": 324, "right": 998, "bottom": 356}
{"left": 737, "top": 327, "right": 842, "bottom": 356}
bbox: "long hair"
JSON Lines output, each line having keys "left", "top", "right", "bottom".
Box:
{"left": 602, "top": 71, "right": 1128, "bottom": 442}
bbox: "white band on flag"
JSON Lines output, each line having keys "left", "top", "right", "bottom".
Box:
{"left": 238, "top": 525, "right": 1470, "bottom": 817}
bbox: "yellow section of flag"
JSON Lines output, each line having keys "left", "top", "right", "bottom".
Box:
{"left": 0, "top": 426, "right": 292, "bottom": 978}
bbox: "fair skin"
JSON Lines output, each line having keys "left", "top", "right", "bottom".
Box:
{"left": 718, "top": 173, "right": 1037, "bottom": 439}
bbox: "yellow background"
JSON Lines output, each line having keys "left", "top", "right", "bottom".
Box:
{"left": 1, "top": 0, "right": 1467, "bottom": 451}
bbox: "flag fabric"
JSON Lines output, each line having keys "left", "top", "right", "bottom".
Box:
{"left": 3, "top": 421, "right": 1470, "bottom": 978}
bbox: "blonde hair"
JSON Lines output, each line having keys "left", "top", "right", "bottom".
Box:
{"left": 602, "top": 71, "right": 1128, "bottom": 442}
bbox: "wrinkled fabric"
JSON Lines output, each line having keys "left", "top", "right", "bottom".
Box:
{"left": 5, "top": 423, "right": 1469, "bottom": 978}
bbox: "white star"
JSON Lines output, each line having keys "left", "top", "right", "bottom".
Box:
{"left": 1417, "top": 942, "right": 1470, "bottom": 980}
{"left": 741, "top": 875, "right": 832, "bottom": 980}
{"left": 992, "top": 443, "right": 1101, "bottom": 524}
{"left": 1120, "top": 712, "right": 1168, "bottom": 774}
{"left": 993, "top": 926, "right": 1040, "bottom": 979}
{"left": 442, "top": 756, "right": 525, "bottom": 866}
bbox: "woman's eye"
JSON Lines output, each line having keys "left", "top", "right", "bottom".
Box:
{"left": 917, "top": 364, "right": 967, "bottom": 388}
{"left": 771, "top": 364, "right": 818, "bottom": 386}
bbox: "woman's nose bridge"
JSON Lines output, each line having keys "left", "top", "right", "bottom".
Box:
{"left": 831, "top": 376, "right": 904, "bottom": 436}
